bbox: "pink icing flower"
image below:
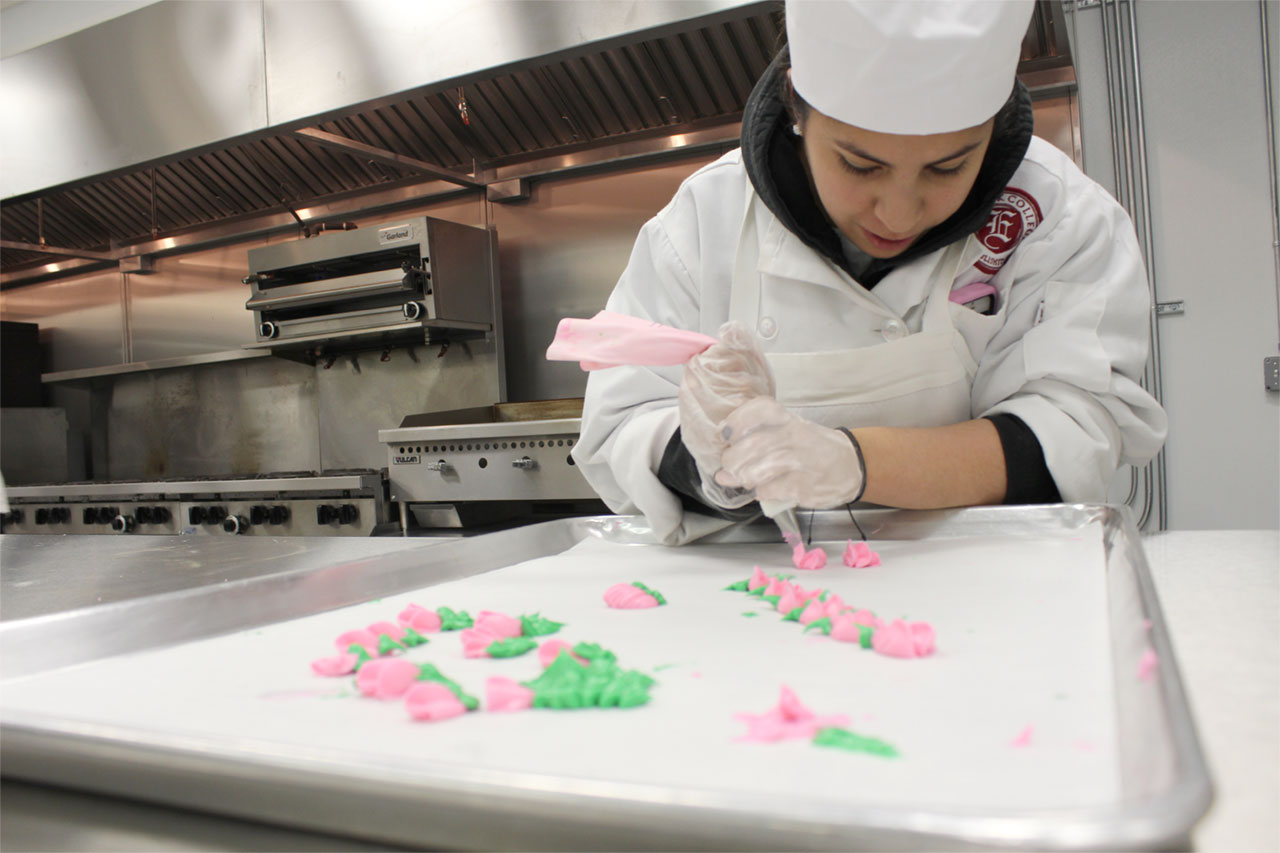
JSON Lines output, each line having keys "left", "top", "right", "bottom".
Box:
{"left": 603, "top": 583, "right": 659, "bottom": 609}
{"left": 366, "top": 620, "right": 404, "bottom": 642}
{"left": 791, "top": 584, "right": 821, "bottom": 605}
{"left": 776, "top": 586, "right": 801, "bottom": 615}
{"left": 1010, "top": 725, "right": 1034, "bottom": 748}
{"left": 335, "top": 629, "right": 378, "bottom": 655}
{"left": 909, "top": 622, "right": 936, "bottom": 656}
{"left": 475, "top": 611, "right": 523, "bottom": 639}
{"left": 798, "top": 599, "right": 826, "bottom": 625}
{"left": 830, "top": 612, "right": 863, "bottom": 643}
{"left": 405, "top": 682, "right": 468, "bottom": 721}
{"left": 791, "top": 540, "right": 828, "bottom": 570}
{"left": 871, "top": 619, "right": 936, "bottom": 658}
{"left": 822, "top": 594, "right": 847, "bottom": 619}
{"left": 735, "top": 685, "right": 849, "bottom": 742}
{"left": 310, "top": 653, "right": 359, "bottom": 677}
{"left": 850, "top": 609, "right": 880, "bottom": 628}
{"left": 355, "top": 658, "right": 421, "bottom": 699}
{"left": 843, "top": 539, "right": 881, "bottom": 568}
{"left": 486, "top": 677, "right": 534, "bottom": 712}
{"left": 537, "top": 639, "right": 587, "bottom": 668}
{"left": 397, "top": 604, "right": 442, "bottom": 633}
{"left": 461, "top": 627, "right": 501, "bottom": 658}
{"left": 1137, "top": 648, "right": 1159, "bottom": 681}
{"left": 762, "top": 577, "right": 789, "bottom": 598}
{"left": 747, "top": 566, "right": 770, "bottom": 591}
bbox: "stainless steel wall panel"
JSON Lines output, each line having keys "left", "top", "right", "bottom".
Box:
{"left": 1, "top": 1, "right": 267, "bottom": 200}
{"left": 0, "top": 272, "right": 124, "bottom": 371}
{"left": 105, "top": 358, "right": 319, "bottom": 480}
{"left": 128, "top": 247, "right": 258, "bottom": 362}
{"left": 315, "top": 341, "right": 503, "bottom": 471}
{"left": 490, "top": 153, "right": 721, "bottom": 402}
{"left": 260, "top": 1, "right": 751, "bottom": 129}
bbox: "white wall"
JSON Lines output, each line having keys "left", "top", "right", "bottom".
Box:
{"left": 1132, "top": 1, "right": 1279, "bottom": 529}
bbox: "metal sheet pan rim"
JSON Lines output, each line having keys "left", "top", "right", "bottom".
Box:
{"left": 0, "top": 505, "right": 1213, "bottom": 849}
{"left": 0, "top": 709, "right": 1207, "bottom": 852}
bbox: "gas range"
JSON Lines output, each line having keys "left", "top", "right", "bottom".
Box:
{"left": 0, "top": 470, "right": 390, "bottom": 537}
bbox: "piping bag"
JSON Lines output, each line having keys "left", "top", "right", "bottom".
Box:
{"left": 547, "top": 310, "right": 805, "bottom": 545}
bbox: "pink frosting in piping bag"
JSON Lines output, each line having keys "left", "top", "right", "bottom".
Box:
{"left": 545, "top": 310, "right": 717, "bottom": 370}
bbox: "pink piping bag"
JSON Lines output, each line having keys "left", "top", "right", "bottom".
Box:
{"left": 546, "top": 310, "right": 717, "bottom": 371}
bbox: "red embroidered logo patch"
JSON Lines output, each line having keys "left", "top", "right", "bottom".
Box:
{"left": 974, "top": 188, "right": 1042, "bottom": 275}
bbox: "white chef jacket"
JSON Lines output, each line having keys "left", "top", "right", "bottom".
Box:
{"left": 575, "top": 137, "right": 1168, "bottom": 544}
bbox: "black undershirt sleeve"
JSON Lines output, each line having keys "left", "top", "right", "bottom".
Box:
{"left": 985, "top": 413, "right": 1063, "bottom": 504}
{"left": 657, "top": 416, "right": 1061, "bottom": 512}
{"left": 656, "top": 427, "right": 763, "bottom": 522}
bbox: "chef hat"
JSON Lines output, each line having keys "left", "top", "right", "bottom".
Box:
{"left": 786, "top": 0, "right": 1034, "bottom": 135}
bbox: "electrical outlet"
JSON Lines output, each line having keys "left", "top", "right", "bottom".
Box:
{"left": 1265, "top": 356, "right": 1279, "bottom": 392}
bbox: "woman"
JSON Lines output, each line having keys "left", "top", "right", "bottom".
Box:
{"left": 575, "top": 0, "right": 1166, "bottom": 545}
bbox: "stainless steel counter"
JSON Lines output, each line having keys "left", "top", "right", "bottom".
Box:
{"left": 1, "top": 534, "right": 440, "bottom": 622}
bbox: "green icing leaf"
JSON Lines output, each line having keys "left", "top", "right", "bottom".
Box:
{"left": 519, "top": 613, "right": 564, "bottom": 637}
{"left": 377, "top": 634, "right": 405, "bottom": 655}
{"left": 400, "top": 627, "right": 429, "bottom": 647}
{"left": 742, "top": 611, "right": 759, "bottom": 618}
{"left": 630, "top": 581, "right": 666, "bottom": 605}
{"left": 818, "top": 590, "right": 830, "bottom": 602}
{"left": 346, "top": 644, "right": 373, "bottom": 671}
{"left": 761, "top": 595, "right": 781, "bottom": 606}
{"left": 803, "top": 617, "right": 833, "bottom": 635}
{"left": 486, "top": 636, "right": 538, "bottom": 658}
{"left": 436, "top": 607, "right": 473, "bottom": 631}
{"left": 522, "top": 648, "right": 653, "bottom": 710}
{"left": 858, "top": 624, "right": 875, "bottom": 649}
{"left": 781, "top": 607, "right": 805, "bottom": 622}
{"left": 571, "top": 642, "right": 617, "bottom": 664}
{"left": 416, "top": 663, "right": 479, "bottom": 710}
{"left": 724, "top": 579, "right": 751, "bottom": 592}
{"left": 812, "top": 726, "right": 900, "bottom": 758}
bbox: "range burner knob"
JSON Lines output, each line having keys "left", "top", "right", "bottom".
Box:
{"left": 56, "top": 507, "right": 71, "bottom": 523}
{"left": 1, "top": 509, "right": 24, "bottom": 526}
{"left": 111, "top": 514, "right": 136, "bottom": 534}
{"left": 34, "top": 508, "right": 49, "bottom": 525}
{"left": 222, "top": 515, "right": 249, "bottom": 535}
{"left": 151, "top": 506, "right": 172, "bottom": 524}
{"left": 338, "top": 504, "right": 359, "bottom": 525}
{"left": 136, "top": 507, "right": 153, "bottom": 524}
{"left": 83, "top": 507, "right": 96, "bottom": 524}
{"left": 249, "top": 505, "right": 268, "bottom": 525}
{"left": 188, "top": 506, "right": 207, "bottom": 525}
{"left": 207, "top": 506, "right": 228, "bottom": 524}
{"left": 512, "top": 456, "right": 538, "bottom": 470}
{"left": 268, "top": 505, "right": 290, "bottom": 525}
{"left": 316, "top": 505, "right": 336, "bottom": 525}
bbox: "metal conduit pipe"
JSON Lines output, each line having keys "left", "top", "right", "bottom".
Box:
{"left": 1097, "top": 1, "right": 1142, "bottom": 512}
{"left": 1261, "top": 0, "right": 1280, "bottom": 351}
{"left": 1124, "top": 0, "right": 1169, "bottom": 530}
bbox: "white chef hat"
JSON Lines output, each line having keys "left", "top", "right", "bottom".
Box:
{"left": 786, "top": 0, "right": 1034, "bottom": 135}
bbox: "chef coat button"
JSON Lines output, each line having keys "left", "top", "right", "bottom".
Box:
{"left": 758, "top": 316, "right": 778, "bottom": 340}
{"left": 881, "top": 318, "right": 907, "bottom": 341}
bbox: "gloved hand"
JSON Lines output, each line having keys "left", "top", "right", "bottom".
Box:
{"left": 715, "top": 397, "right": 866, "bottom": 508}
{"left": 677, "top": 321, "right": 775, "bottom": 508}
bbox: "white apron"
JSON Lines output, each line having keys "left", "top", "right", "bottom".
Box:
{"left": 728, "top": 196, "right": 977, "bottom": 430}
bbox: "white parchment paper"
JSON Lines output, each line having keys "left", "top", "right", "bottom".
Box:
{"left": 0, "top": 528, "right": 1118, "bottom": 811}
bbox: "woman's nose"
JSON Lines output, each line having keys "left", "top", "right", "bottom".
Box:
{"left": 874, "top": 189, "right": 924, "bottom": 236}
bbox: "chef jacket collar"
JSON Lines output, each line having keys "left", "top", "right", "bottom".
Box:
{"left": 740, "top": 50, "right": 1033, "bottom": 288}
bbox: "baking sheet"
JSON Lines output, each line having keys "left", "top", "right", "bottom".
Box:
{"left": 0, "top": 506, "right": 1210, "bottom": 850}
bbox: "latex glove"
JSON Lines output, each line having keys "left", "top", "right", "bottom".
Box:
{"left": 677, "top": 321, "right": 775, "bottom": 508}
{"left": 715, "top": 397, "right": 865, "bottom": 509}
